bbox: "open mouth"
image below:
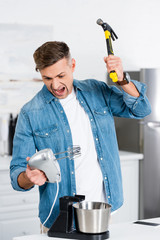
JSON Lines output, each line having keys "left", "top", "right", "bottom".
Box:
{"left": 52, "top": 86, "right": 66, "bottom": 97}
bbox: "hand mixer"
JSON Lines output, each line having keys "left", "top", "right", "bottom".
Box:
{"left": 28, "top": 146, "right": 81, "bottom": 230}
{"left": 28, "top": 146, "right": 81, "bottom": 183}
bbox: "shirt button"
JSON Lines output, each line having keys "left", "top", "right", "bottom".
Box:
{"left": 81, "top": 101, "right": 83, "bottom": 104}
{"left": 55, "top": 99, "right": 57, "bottom": 101}
{"left": 61, "top": 110, "right": 63, "bottom": 113}
{"left": 100, "top": 157, "right": 103, "bottom": 161}
{"left": 45, "top": 133, "right": 48, "bottom": 136}
{"left": 71, "top": 171, "right": 74, "bottom": 175}
{"left": 91, "top": 119, "right": 93, "bottom": 121}
{"left": 104, "top": 111, "right": 106, "bottom": 113}
{"left": 105, "top": 177, "right": 107, "bottom": 180}
{"left": 73, "top": 193, "right": 75, "bottom": 196}
{"left": 67, "top": 130, "right": 69, "bottom": 133}
{"left": 108, "top": 196, "right": 110, "bottom": 199}
{"left": 96, "top": 138, "right": 98, "bottom": 141}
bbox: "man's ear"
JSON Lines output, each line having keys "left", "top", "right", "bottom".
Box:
{"left": 71, "top": 58, "right": 76, "bottom": 72}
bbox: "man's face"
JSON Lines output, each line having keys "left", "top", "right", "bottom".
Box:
{"left": 40, "top": 58, "right": 76, "bottom": 99}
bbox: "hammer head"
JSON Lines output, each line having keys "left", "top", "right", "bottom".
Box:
{"left": 96, "top": 18, "right": 118, "bottom": 41}
{"left": 96, "top": 18, "right": 104, "bottom": 26}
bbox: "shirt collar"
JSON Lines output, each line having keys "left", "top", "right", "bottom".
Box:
{"left": 42, "top": 84, "right": 55, "bottom": 104}
{"left": 42, "top": 79, "right": 86, "bottom": 104}
{"left": 73, "top": 79, "right": 89, "bottom": 91}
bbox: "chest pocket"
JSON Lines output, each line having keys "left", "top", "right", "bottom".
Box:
{"left": 94, "top": 106, "right": 110, "bottom": 116}
{"left": 33, "top": 124, "right": 59, "bottom": 149}
{"left": 93, "top": 106, "right": 114, "bottom": 134}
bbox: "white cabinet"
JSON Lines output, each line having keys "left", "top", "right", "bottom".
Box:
{"left": 111, "top": 151, "right": 143, "bottom": 224}
{"left": 0, "top": 218, "right": 40, "bottom": 240}
{"left": 0, "top": 156, "right": 40, "bottom": 240}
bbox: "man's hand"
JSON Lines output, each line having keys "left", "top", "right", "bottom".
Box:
{"left": 25, "top": 157, "right": 47, "bottom": 186}
{"left": 104, "top": 55, "right": 140, "bottom": 97}
{"left": 104, "top": 55, "right": 124, "bottom": 81}
{"left": 18, "top": 157, "right": 47, "bottom": 189}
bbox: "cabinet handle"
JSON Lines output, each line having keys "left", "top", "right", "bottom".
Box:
{"left": 147, "top": 122, "right": 160, "bottom": 129}
{"left": 139, "top": 121, "right": 160, "bottom": 129}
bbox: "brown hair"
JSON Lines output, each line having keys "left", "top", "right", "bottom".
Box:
{"left": 33, "top": 41, "right": 71, "bottom": 71}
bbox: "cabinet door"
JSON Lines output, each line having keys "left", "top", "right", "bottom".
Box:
{"left": 111, "top": 159, "right": 139, "bottom": 224}
{"left": 0, "top": 217, "right": 40, "bottom": 240}
{"left": 143, "top": 123, "right": 160, "bottom": 218}
{"left": 0, "top": 170, "right": 11, "bottom": 184}
{"left": 0, "top": 192, "right": 39, "bottom": 207}
{"left": 0, "top": 204, "right": 38, "bottom": 220}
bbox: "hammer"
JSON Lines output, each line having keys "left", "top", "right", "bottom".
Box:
{"left": 97, "top": 18, "right": 118, "bottom": 82}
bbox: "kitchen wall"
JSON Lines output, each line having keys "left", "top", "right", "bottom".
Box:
{"left": 0, "top": 23, "right": 52, "bottom": 112}
{"left": 0, "top": 0, "right": 160, "bottom": 112}
{"left": 0, "top": 0, "right": 160, "bottom": 82}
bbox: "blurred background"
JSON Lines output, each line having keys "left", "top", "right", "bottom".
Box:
{"left": 0, "top": 0, "right": 160, "bottom": 239}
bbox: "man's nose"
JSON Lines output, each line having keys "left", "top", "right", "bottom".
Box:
{"left": 51, "top": 78, "right": 60, "bottom": 90}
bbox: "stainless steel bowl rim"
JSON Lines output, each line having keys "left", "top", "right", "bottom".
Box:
{"left": 73, "top": 201, "right": 111, "bottom": 210}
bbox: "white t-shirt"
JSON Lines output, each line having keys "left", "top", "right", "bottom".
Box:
{"left": 59, "top": 89, "right": 106, "bottom": 202}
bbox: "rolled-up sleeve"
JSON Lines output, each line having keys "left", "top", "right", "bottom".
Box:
{"left": 10, "top": 108, "right": 36, "bottom": 192}
{"left": 10, "top": 166, "right": 33, "bottom": 191}
{"left": 108, "top": 80, "right": 151, "bottom": 118}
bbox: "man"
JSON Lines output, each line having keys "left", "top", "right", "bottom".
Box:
{"left": 10, "top": 41, "right": 151, "bottom": 230}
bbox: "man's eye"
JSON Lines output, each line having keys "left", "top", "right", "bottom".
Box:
{"left": 44, "top": 77, "right": 52, "bottom": 80}
{"left": 59, "top": 75, "right": 64, "bottom": 78}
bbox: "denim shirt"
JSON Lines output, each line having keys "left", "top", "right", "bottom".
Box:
{"left": 10, "top": 79, "right": 151, "bottom": 228}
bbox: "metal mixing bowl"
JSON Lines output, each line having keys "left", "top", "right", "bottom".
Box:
{"left": 73, "top": 201, "right": 111, "bottom": 234}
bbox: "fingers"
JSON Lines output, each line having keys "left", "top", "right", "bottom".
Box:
{"left": 26, "top": 168, "right": 47, "bottom": 186}
{"left": 30, "top": 170, "right": 47, "bottom": 186}
{"left": 104, "top": 55, "right": 122, "bottom": 72}
{"left": 25, "top": 156, "right": 47, "bottom": 186}
{"left": 26, "top": 157, "right": 30, "bottom": 161}
{"left": 26, "top": 157, "right": 31, "bottom": 171}
{"left": 104, "top": 55, "right": 124, "bottom": 81}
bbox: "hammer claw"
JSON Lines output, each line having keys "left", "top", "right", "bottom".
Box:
{"left": 111, "top": 30, "right": 118, "bottom": 41}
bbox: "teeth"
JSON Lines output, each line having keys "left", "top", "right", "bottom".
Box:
{"left": 55, "top": 87, "right": 65, "bottom": 93}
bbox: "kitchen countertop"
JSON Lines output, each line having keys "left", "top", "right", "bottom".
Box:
{"left": 0, "top": 151, "right": 143, "bottom": 171}
{"left": 13, "top": 218, "right": 160, "bottom": 240}
{"left": 119, "top": 151, "right": 143, "bottom": 161}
